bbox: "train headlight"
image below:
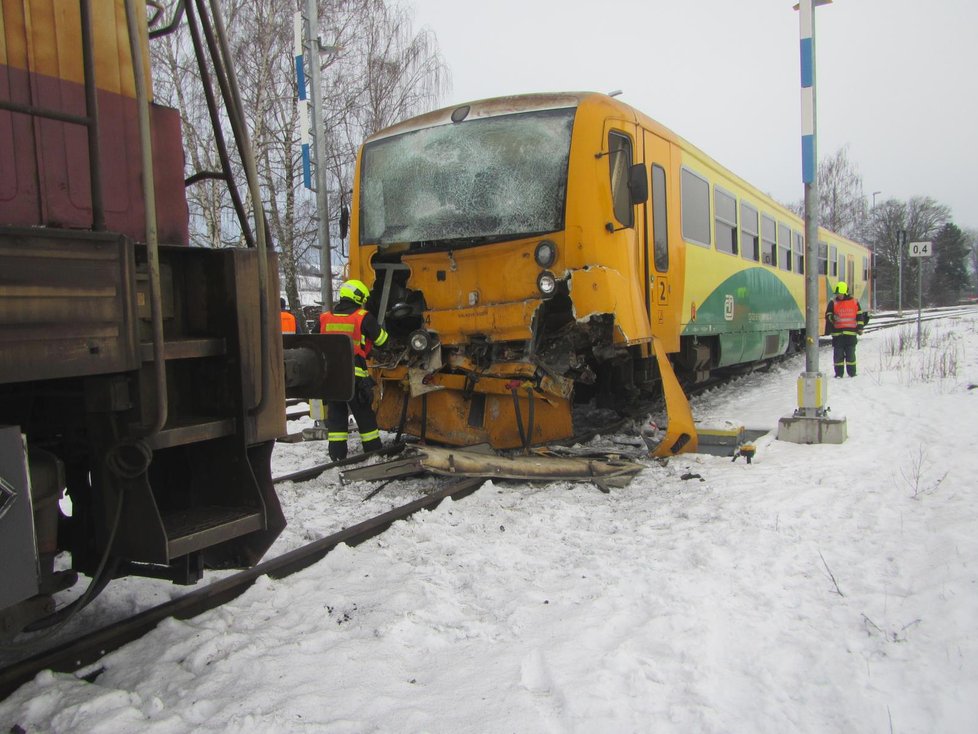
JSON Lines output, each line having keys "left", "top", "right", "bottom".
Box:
{"left": 534, "top": 240, "right": 557, "bottom": 268}
{"left": 409, "top": 329, "right": 432, "bottom": 352}
{"left": 537, "top": 271, "right": 557, "bottom": 297}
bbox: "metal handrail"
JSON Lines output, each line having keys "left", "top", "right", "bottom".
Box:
{"left": 206, "top": 0, "right": 272, "bottom": 416}
{"left": 124, "top": 0, "right": 168, "bottom": 435}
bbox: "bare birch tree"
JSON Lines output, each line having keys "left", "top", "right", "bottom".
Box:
{"left": 151, "top": 8, "right": 231, "bottom": 249}
{"left": 816, "top": 146, "right": 867, "bottom": 241}
{"left": 788, "top": 145, "right": 867, "bottom": 241}
{"left": 148, "top": 0, "right": 449, "bottom": 312}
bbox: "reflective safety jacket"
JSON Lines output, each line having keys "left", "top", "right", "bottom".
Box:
{"left": 280, "top": 310, "right": 297, "bottom": 334}
{"left": 825, "top": 295, "right": 867, "bottom": 336}
{"left": 319, "top": 300, "right": 389, "bottom": 378}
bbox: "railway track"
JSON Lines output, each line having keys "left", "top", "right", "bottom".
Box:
{"left": 0, "top": 476, "right": 484, "bottom": 700}
{"left": 4, "top": 306, "right": 972, "bottom": 700}
{"left": 0, "top": 409, "right": 637, "bottom": 701}
{"left": 861, "top": 304, "right": 977, "bottom": 335}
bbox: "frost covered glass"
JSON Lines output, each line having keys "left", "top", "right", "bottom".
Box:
{"left": 359, "top": 108, "right": 575, "bottom": 246}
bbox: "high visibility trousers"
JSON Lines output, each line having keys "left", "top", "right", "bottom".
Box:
{"left": 325, "top": 379, "right": 382, "bottom": 460}
{"left": 832, "top": 334, "right": 858, "bottom": 377}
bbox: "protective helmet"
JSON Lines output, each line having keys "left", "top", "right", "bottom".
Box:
{"left": 834, "top": 281, "right": 848, "bottom": 295}
{"left": 339, "top": 279, "right": 370, "bottom": 305}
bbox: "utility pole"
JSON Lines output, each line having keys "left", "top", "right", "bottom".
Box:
{"left": 297, "top": 1, "right": 333, "bottom": 309}
{"left": 898, "top": 229, "right": 905, "bottom": 317}
{"left": 870, "top": 191, "right": 880, "bottom": 312}
{"left": 295, "top": 2, "right": 335, "bottom": 438}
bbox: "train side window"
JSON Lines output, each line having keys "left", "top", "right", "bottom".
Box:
{"left": 714, "top": 186, "right": 738, "bottom": 255}
{"left": 829, "top": 245, "right": 838, "bottom": 277}
{"left": 651, "top": 164, "right": 669, "bottom": 272}
{"left": 839, "top": 253, "right": 846, "bottom": 281}
{"left": 793, "top": 231, "right": 804, "bottom": 273}
{"left": 818, "top": 242, "right": 828, "bottom": 275}
{"left": 777, "top": 222, "right": 791, "bottom": 271}
{"left": 608, "top": 132, "right": 634, "bottom": 227}
{"left": 680, "top": 167, "right": 711, "bottom": 247}
{"left": 740, "top": 202, "right": 759, "bottom": 261}
{"left": 847, "top": 257, "right": 855, "bottom": 286}
{"left": 761, "top": 215, "right": 777, "bottom": 266}
{"left": 862, "top": 255, "right": 869, "bottom": 281}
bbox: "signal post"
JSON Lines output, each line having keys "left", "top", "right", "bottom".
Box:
{"left": 777, "top": 0, "right": 847, "bottom": 445}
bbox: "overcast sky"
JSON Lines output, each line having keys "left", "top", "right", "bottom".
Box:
{"left": 408, "top": 0, "right": 977, "bottom": 232}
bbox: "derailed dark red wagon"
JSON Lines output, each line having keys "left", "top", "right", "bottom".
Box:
{"left": 0, "top": 0, "right": 350, "bottom": 638}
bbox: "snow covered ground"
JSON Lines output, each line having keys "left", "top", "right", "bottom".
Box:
{"left": 3, "top": 310, "right": 978, "bottom": 733}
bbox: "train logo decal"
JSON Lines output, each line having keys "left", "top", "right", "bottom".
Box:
{"left": 724, "top": 294, "right": 735, "bottom": 322}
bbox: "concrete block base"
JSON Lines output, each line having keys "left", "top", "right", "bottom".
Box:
{"left": 777, "top": 414, "right": 848, "bottom": 444}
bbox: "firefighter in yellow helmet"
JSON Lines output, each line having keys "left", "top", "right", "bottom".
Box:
{"left": 824, "top": 281, "right": 868, "bottom": 377}
{"left": 317, "top": 279, "right": 389, "bottom": 459}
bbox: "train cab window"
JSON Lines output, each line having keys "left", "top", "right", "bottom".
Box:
{"left": 714, "top": 186, "right": 738, "bottom": 255}
{"left": 681, "top": 168, "right": 711, "bottom": 247}
{"left": 829, "top": 245, "right": 838, "bottom": 276}
{"left": 818, "top": 242, "right": 828, "bottom": 275}
{"left": 793, "top": 231, "right": 805, "bottom": 273}
{"left": 740, "top": 202, "right": 759, "bottom": 261}
{"left": 761, "top": 215, "right": 777, "bottom": 266}
{"left": 777, "top": 222, "right": 791, "bottom": 271}
{"left": 652, "top": 164, "right": 669, "bottom": 271}
{"left": 608, "top": 132, "right": 634, "bottom": 227}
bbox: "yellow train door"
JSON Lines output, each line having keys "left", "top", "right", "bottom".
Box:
{"left": 642, "top": 130, "right": 680, "bottom": 352}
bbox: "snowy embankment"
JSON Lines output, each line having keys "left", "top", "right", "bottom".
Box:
{"left": 2, "top": 311, "right": 977, "bottom": 733}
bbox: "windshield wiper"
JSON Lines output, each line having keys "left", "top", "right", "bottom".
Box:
{"left": 412, "top": 230, "right": 554, "bottom": 250}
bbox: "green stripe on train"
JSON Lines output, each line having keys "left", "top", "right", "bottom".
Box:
{"left": 682, "top": 267, "right": 805, "bottom": 368}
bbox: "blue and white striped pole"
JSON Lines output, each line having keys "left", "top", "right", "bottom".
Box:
{"left": 780, "top": 0, "right": 847, "bottom": 441}
{"left": 294, "top": 13, "right": 312, "bottom": 190}
{"left": 799, "top": 1, "right": 817, "bottom": 187}
{"left": 295, "top": 2, "right": 334, "bottom": 311}
{"left": 799, "top": 0, "right": 828, "bottom": 387}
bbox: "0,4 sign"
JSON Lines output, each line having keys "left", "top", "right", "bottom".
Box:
{"left": 909, "top": 241, "right": 932, "bottom": 257}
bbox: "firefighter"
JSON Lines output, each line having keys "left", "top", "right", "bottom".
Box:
{"left": 824, "top": 281, "right": 868, "bottom": 378}
{"left": 318, "top": 279, "right": 389, "bottom": 459}
{"left": 280, "top": 297, "right": 297, "bottom": 335}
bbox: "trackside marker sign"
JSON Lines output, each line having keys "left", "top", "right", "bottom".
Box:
{"left": 909, "top": 241, "right": 933, "bottom": 257}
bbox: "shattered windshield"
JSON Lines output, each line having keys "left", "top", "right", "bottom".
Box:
{"left": 359, "top": 107, "right": 575, "bottom": 246}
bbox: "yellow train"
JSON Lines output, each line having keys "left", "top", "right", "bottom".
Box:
{"left": 348, "top": 92, "right": 870, "bottom": 450}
